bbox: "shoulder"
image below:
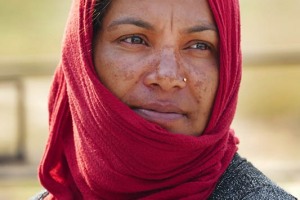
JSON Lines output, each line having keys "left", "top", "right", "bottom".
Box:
{"left": 209, "top": 154, "right": 297, "bottom": 200}
{"left": 30, "top": 190, "right": 49, "bottom": 200}
{"left": 31, "top": 154, "right": 297, "bottom": 200}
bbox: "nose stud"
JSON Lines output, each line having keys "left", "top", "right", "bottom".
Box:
{"left": 183, "top": 78, "right": 187, "bottom": 82}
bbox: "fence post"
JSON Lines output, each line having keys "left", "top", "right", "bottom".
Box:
{"left": 16, "top": 78, "right": 26, "bottom": 161}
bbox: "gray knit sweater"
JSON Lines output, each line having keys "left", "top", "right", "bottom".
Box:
{"left": 209, "top": 154, "right": 296, "bottom": 199}
{"left": 32, "top": 154, "right": 297, "bottom": 200}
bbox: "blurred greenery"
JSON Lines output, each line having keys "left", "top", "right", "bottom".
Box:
{"left": 0, "top": 179, "right": 43, "bottom": 199}
{"left": 240, "top": 0, "right": 300, "bottom": 54}
{"left": 238, "top": 65, "right": 300, "bottom": 119}
{"left": 0, "top": 0, "right": 71, "bottom": 57}
{"left": 1, "top": 0, "right": 300, "bottom": 57}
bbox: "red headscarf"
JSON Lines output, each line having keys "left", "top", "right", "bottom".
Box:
{"left": 39, "top": 0, "right": 241, "bottom": 199}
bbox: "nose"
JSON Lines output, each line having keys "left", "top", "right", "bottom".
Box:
{"left": 144, "top": 49, "right": 186, "bottom": 91}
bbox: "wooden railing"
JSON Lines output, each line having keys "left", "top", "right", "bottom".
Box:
{"left": 0, "top": 58, "right": 57, "bottom": 162}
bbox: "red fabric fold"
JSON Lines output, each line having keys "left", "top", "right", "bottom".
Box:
{"left": 39, "top": 0, "right": 241, "bottom": 199}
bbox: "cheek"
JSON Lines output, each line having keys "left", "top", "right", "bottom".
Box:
{"left": 189, "top": 62, "right": 219, "bottom": 107}
{"left": 96, "top": 51, "right": 133, "bottom": 79}
{"left": 95, "top": 53, "right": 135, "bottom": 98}
{"left": 94, "top": 49, "right": 155, "bottom": 99}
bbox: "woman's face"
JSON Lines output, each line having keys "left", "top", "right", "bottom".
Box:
{"left": 94, "top": 0, "right": 219, "bottom": 136}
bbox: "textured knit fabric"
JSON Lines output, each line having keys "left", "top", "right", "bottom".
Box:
{"left": 209, "top": 154, "right": 297, "bottom": 200}
{"left": 38, "top": 0, "right": 241, "bottom": 199}
{"left": 33, "top": 154, "right": 297, "bottom": 200}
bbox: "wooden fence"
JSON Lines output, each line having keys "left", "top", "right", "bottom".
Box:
{"left": 0, "top": 58, "right": 57, "bottom": 162}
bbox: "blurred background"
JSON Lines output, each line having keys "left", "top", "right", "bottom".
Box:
{"left": 0, "top": 0, "right": 299, "bottom": 199}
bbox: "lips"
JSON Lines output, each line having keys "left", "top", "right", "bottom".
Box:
{"left": 131, "top": 103, "right": 187, "bottom": 127}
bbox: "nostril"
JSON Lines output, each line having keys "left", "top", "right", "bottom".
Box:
{"left": 151, "top": 83, "right": 160, "bottom": 87}
{"left": 146, "top": 77, "right": 186, "bottom": 91}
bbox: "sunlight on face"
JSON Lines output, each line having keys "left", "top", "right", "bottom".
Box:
{"left": 93, "top": 0, "right": 219, "bottom": 136}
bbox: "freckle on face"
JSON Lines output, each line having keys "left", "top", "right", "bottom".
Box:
{"left": 93, "top": 0, "right": 219, "bottom": 136}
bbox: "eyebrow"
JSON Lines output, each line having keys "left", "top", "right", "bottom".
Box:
{"left": 107, "top": 17, "right": 217, "bottom": 34}
{"left": 107, "top": 17, "right": 155, "bottom": 31}
{"left": 185, "top": 24, "right": 218, "bottom": 34}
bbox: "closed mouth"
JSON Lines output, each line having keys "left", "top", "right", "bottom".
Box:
{"left": 134, "top": 108, "right": 185, "bottom": 120}
{"left": 131, "top": 103, "right": 188, "bottom": 128}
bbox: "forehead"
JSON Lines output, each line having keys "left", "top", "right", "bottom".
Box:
{"left": 102, "top": 0, "right": 216, "bottom": 29}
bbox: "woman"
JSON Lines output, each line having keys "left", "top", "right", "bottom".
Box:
{"left": 34, "top": 0, "right": 296, "bottom": 199}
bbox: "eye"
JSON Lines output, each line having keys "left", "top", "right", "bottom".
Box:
{"left": 121, "top": 35, "right": 148, "bottom": 45}
{"left": 189, "top": 42, "right": 211, "bottom": 50}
